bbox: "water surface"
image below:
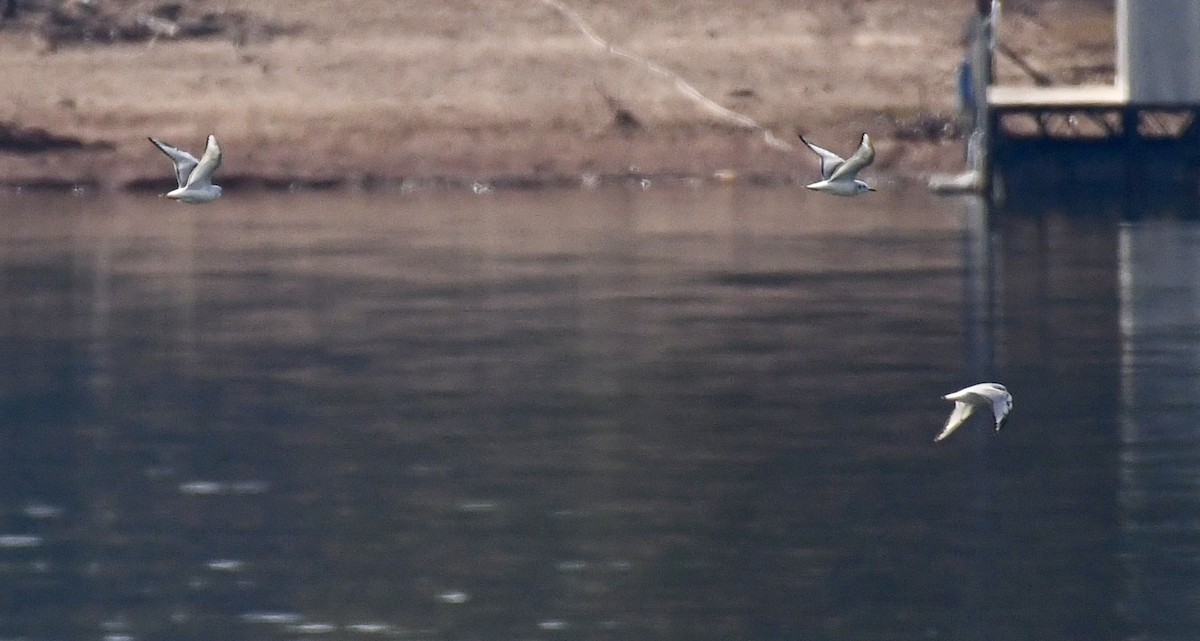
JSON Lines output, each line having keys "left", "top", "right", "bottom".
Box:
{"left": 0, "top": 186, "right": 1193, "bottom": 640}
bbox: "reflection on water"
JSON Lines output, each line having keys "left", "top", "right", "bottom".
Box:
{"left": 0, "top": 186, "right": 1191, "bottom": 640}
{"left": 1119, "top": 219, "right": 1200, "bottom": 639}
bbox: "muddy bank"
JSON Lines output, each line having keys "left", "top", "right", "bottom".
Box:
{"left": 0, "top": 0, "right": 1111, "bottom": 190}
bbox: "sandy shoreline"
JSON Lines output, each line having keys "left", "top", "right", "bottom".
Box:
{"left": 0, "top": 0, "right": 1113, "bottom": 190}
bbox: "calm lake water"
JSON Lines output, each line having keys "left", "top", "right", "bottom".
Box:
{"left": 0, "top": 184, "right": 1196, "bottom": 641}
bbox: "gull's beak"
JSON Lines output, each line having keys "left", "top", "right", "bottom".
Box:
{"left": 868, "top": 187, "right": 877, "bottom": 192}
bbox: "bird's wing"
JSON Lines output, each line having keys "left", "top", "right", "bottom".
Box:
{"left": 799, "top": 135, "right": 844, "bottom": 180}
{"left": 148, "top": 137, "right": 198, "bottom": 188}
{"left": 934, "top": 401, "right": 977, "bottom": 442}
{"left": 828, "top": 133, "right": 875, "bottom": 182}
{"left": 989, "top": 391, "right": 1013, "bottom": 430}
{"left": 185, "top": 135, "right": 222, "bottom": 188}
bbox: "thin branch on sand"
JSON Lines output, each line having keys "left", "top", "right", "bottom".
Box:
{"left": 538, "top": 0, "right": 795, "bottom": 152}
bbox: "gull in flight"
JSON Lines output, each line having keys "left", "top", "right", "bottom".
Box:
{"left": 800, "top": 132, "right": 875, "bottom": 196}
{"left": 934, "top": 383, "right": 1012, "bottom": 442}
{"left": 148, "top": 134, "right": 223, "bottom": 203}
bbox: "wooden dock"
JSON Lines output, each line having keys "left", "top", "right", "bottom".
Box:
{"left": 939, "top": 0, "right": 1200, "bottom": 202}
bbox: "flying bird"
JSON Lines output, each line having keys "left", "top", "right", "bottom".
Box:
{"left": 934, "top": 383, "right": 1012, "bottom": 442}
{"left": 149, "top": 134, "right": 223, "bottom": 204}
{"left": 800, "top": 132, "right": 876, "bottom": 196}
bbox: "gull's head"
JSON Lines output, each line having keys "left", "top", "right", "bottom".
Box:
{"left": 855, "top": 180, "right": 875, "bottom": 194}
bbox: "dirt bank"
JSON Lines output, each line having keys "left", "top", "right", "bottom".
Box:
{"left": 0, "top": 0, "right": 1114, "bottom": 190}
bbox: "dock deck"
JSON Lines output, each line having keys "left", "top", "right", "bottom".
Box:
{"left": 988, "top": 85, "right": 1128, "bottom": 111}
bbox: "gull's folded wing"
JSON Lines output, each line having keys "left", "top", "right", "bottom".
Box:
{"left": 934, "top": 401, "right": 977, "bottom": 442}
{"left": 799, "top": 135, "right": 845, "bottom": 180}
{"left": 828, "top": 133, "right": 875, "bottom": 182}
{"left": 185, "top": 135, "right": 222, "bottom": 188}
{"left": 148, "top": 137, "right": 199, "bottom": 188}
{"left": 989, "top": 392, "right": 1013, "bottom": 430}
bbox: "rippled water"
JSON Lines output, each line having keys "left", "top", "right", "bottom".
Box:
{"left": 0, "top": 185, "right": 1195, "bottom": 640}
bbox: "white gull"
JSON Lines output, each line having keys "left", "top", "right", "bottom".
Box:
{"left": 149, "top": 134, "right": 223, "bottom": 204}
{"left": 935, "top": 382, "right": 1012, "bottom": 442}
{"left": 800, "top": 132, "right": 876, "bottom": 196}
